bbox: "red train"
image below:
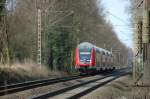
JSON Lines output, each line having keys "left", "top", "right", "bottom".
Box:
{"left": 75, "top": 42, "right": 115, "bottom": 73}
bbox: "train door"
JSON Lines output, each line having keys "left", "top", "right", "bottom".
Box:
{"left": 95, "top": 50, "right": 100, "bottom": 71}
{"left": 102, "top": 52, "right": 105, "bottom": 70}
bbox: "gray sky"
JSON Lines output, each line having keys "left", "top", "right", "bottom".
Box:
{"left": 99, "top": 0, "right": 133, "bottom": 48}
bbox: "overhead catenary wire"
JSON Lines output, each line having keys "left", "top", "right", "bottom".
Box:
{"left": 104, "top": 11, "right": 135, "bottom": 37}
{"left": 118, "top": 30, "right": 133, "bottom": 39}
{"left": 41, "top": 1, "right": 133, "bottom": 49}
{"left": 43, "top": 4, "right": 138, "bottom": 30}
{"left": 44, "top": 10, "right": 74, "bottom": 29}
{"left": 106, "top": 11, "right": 130, "bottom": 26}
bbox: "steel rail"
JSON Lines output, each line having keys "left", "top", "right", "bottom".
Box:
{"left": 68, "top": 72, "right": 130, "bottom": 99}
{"left": 32, "top": 68, "right": 130, "bottom": 99}
{"left": 0, "top": 74, "right": 88, "bottom": 96}
{"left": 32, "top": 74, "right": 114, "bottom": 99}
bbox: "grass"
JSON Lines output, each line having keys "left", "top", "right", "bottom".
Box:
{"left": 0, "top": 60, "right": 68, "bottom": 84}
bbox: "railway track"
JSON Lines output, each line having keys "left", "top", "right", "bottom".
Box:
{"left": 69, "top": 72, "right": 129, "bottom": 99}
{"left": 0, "top": 74, "right": 89, "bottom": 96}
{"left": 32, "top": 68, "right": 131, "bottom": 99}
{"left": 0, "top": 67, "right": 131, "bottom": 98}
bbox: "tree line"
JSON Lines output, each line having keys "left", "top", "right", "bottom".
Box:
{"left": 0, "top": 0, "right": 130, "bottom": 72}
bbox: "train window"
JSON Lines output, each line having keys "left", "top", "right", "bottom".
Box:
{"left": 107, "top": 52, "right": 109, "bottom": 56}
{"left": 96, "top": 50, "right": 100, "bottom": 53}
{"left": 102, "top": 51, "right": 105, "bottom": 55}
{"left": 79, "top": 52, "right": 91, "bottom": 61}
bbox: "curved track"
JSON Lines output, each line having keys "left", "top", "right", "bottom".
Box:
{"left": 32, "top": 68, "right": 131, "bottom": 99}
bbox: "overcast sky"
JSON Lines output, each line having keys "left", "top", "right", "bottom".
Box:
{"left": 99, "top": 0, "right": 133, "bottom": 48}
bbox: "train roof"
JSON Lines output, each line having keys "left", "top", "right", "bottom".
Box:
{"left": 78, "top": 42, "right": 94, "bottom": 49}
{"left": 78, "top": 42, "right": 112, "bottom": 55}
{"left": 95, "top": 46, "right": 112, "bottom": 55}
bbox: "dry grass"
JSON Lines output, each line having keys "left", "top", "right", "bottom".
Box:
{"left": 0, "top": 60, "right": 68, "bottom": 84}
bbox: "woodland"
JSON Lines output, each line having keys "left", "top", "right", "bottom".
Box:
{"left": 0, "top": 0, "right": 130, "bottom": 72}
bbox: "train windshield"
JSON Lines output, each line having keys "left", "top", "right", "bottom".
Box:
{"left": 79, "top": 49, "right": 91, "bottom": 62}
{"left": 80, "top": 52, "right": 91, "bottom": 60}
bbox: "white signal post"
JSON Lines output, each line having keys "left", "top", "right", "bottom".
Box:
{"left": 37, "top": 9, "right": 42, "bottom": 67}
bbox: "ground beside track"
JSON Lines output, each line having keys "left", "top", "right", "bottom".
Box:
{"left": 81, "top": 74, "right": 132, "bottom": 99}
{"left": 0, "top": 74, "right": 103, "bottom": 99}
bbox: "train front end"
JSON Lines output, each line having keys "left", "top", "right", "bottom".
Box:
{"left": 75, "top": 43, "right": 96, "bottom": 73}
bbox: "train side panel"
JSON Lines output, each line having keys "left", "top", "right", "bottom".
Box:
{"left": 75, "top": 48, "right": 80, "bottom": 69}
{"left": 95, "top": 51, "right": 114, "bottom": 70}
{"left": 95, "top": 51, "right": 102, "bottom": 70}
{"left": 90, "top": 48, "right": 96, "bottom": 66}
